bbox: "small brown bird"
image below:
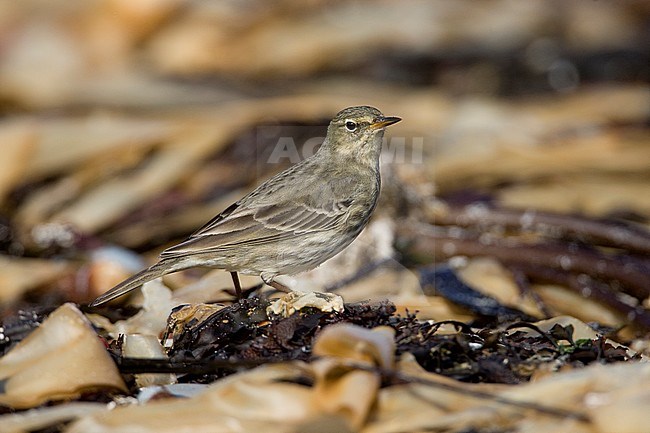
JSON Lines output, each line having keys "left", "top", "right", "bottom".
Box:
{"left": 90, "top": 106, "right": 400, "bottom": 306}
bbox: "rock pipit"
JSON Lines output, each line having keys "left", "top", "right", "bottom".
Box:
{"left": 90, "top": 106, "right": 401, "bottom": 306}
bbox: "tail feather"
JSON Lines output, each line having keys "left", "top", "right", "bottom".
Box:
{"left": 89, "top": 260, "right": 174, "bottom": 307}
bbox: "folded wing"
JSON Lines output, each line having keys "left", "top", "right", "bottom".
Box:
{"left": 159, "top": 198, "right": 352, "bottom": 259}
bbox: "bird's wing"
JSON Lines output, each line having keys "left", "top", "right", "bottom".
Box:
{"left": 159, "top": 198, "right": 352, "bottom": 258}
{"left": 188, "top": 201, "right": 240, "bottom": 237}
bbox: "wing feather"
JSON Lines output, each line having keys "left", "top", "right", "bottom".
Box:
{"left": 160, "top": 198, "right": 352, "bottom": 259}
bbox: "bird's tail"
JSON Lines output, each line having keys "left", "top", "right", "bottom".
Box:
{"left": 89, "top": 260, "right": 175, "bottom": 307}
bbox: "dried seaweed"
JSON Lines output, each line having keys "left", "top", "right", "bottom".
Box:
{"left": 103, "top": 299, "right": 638, "bottom": 389}
{"left": 419, "top": 266, "right": 536, "bottom": 322}
{"left": 433, "top": 205, "right": 650, "bottom": 254}
{"left": 398, "top": 215, "right": 650, "bottom": 331}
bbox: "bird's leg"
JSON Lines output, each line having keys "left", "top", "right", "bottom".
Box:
{"left": 230, "top": 271, "right": 243, "bottom": 300}
{"left": 269, "top": 280, "right": 291, "bottom": 293}
{"left": 261, "top": 273, "right": 291, "bottom": 293}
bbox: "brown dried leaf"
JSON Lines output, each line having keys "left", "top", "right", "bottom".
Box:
{"left": 66, "top": 363, "right": 316, "bottom": 433}
{"left": 0, "top": 303, "right": 126, "bottom": 408}
{"left": 0, "top": 256, "right": 74, "bottom": 304}
{"left": 311, "top": 324, "right": 396, "bottom": 429}
{"left": 0, "top": 120, "right": 37, "bottom": 205}
{"left": 312, "top": 324, "right": 395, "bottom": 370}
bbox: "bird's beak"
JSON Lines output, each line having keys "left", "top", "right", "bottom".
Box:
{"left": 370, "top": 116, "right": 402, "bottom": 130}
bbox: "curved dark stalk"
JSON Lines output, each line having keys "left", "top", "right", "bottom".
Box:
{"left": 508, "top": 263, "right": 650, "bottom": 330}
{"left": 432, "top": 205, "right": 650, "bottom": 255}
{"left": 399, "top": 223, "right": 650, "bottom": 300}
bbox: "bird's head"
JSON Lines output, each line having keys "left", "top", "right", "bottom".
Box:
{"left": 322, "top": 106, "right": 401, "bottom": 163}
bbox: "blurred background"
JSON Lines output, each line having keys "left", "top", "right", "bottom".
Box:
{"left": 0, "top": 0, "right": 649, "bottom": 329}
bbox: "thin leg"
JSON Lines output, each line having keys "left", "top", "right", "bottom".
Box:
{"left": 268, "top": 280, "right": 291, "bottom": 293}
{"left": 261, "top": 273, "right": 292, "bottom": 293}
{"left": 230, "top": 271, "right": 243, "bottom": 300}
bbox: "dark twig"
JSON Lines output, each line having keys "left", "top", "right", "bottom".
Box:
{"left": 511, "top": 268, "right": 553, "bottom": 318}
{"left": 115, "top": 356, "right": 271, "bottom": 375}
{"left": 509, "top": 264, "right": 650, "bottom": 330}
{"left": 420, "top": 266, "right": 537, "bottom": 321}
{"left": 114, "top": 357, "right": 590, "bottom": 423}
{"left": 398, "top": 223, "right": 650, "bottom": 330}
{"left": 433, "top": 205, "right": 650, "bottom": 254}
{"left": 386, "top": 368, "right": 590, "bottom": 423}
{"left": 399, "top": 223, "right": 650, "bottom": 300}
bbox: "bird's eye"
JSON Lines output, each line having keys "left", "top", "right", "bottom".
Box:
{"left": 345, "top": 120, "right": 358, "bottom": 132}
